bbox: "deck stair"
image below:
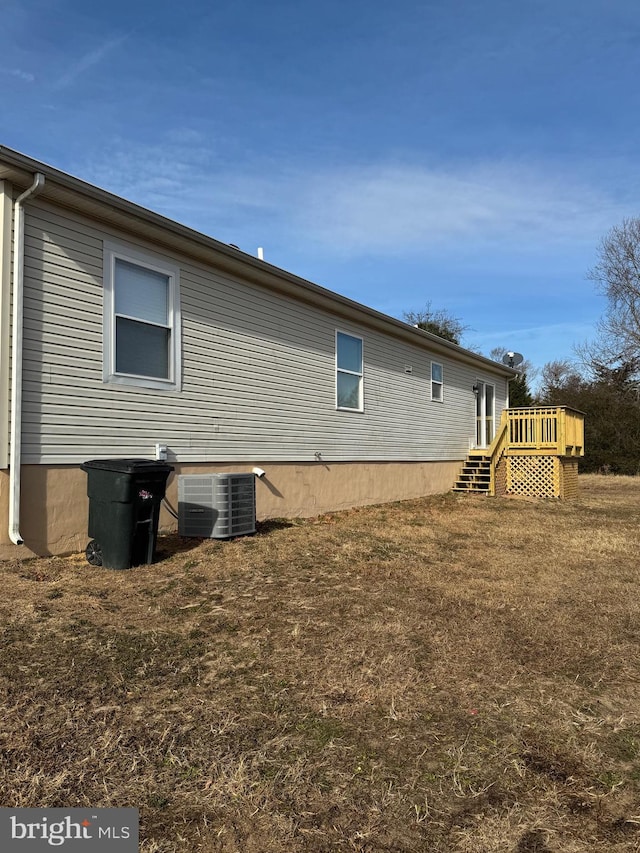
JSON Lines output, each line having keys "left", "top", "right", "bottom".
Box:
{"left": 453, "top": 455, "right": 491, "bottom": 494}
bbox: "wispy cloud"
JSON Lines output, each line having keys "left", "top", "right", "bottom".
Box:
{"left": 76, "top": 137, "right": 633, "bottom": 258}
{"left": 2, "top": 67, "right": 35, "bottom": 83}
{"left": 52, "top": 33, "right": 129, "bottom": 91}
{"left": 469, "top": 319, "right": 600, "bottom": 376}
{"left": 473, "top": 319, "right": 597, "bottom": 346}
{"left": 292, "top": 163, "right": 626, "bottom": 255}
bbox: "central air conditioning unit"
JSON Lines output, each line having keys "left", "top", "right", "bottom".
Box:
{"left": 178, "top": 473, "right": 256, "bottom": 539}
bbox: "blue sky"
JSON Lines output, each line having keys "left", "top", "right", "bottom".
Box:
{"left": 2, "top": 0, "right": 640, "bottom": 379}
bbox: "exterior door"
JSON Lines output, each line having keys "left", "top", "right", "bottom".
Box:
{"left": 475, "top": 381, "right": 495, "bottom": 448}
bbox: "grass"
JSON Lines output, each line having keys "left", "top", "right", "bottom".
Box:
{"left": 1, "top": 473, "right": 640, "bottom": 851}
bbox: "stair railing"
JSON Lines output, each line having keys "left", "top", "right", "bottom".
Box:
{"left": 486, "top": 411, "right": 510, "bottom": 496}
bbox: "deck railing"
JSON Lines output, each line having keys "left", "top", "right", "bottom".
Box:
{"left": 503, "top": 406, "right": 584, "bottom": 457}
{"left": 473, "top": 406, "right": 585, "bottom": 461}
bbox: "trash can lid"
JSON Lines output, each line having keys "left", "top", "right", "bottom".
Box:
{"left": 81, "top": 458, "right": 174, "bottom": 474}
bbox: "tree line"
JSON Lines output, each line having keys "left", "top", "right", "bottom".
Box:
{"left": 404, "top": 218, "right": 640, "bottom": 474}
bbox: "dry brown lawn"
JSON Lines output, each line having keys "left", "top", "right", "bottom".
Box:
{"left": 1, "top": 474, "right": 640, "bottom": 851}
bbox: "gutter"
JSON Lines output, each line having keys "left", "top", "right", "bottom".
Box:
{"left": 9, "top": 172, "right": 45, "bottom": 545}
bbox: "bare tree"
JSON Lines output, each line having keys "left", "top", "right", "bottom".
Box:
{"left": 403, "top": 302, "right": 468, "bottom": 345}
{"left": 538, "top": 359, "right": 582, "bottom": 402}
{"left": 587, "top": 217, "right": 640, "bottom": 367}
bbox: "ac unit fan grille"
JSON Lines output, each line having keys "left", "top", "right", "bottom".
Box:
{"left": 178, "top": 473, "right": 256, "bottom": 539}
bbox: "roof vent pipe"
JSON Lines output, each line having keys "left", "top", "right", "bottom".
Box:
{"left": 9, "top": 172, "right": 45, "bottom": 545}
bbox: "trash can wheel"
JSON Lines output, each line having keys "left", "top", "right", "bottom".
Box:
{"left": 86, "top": 539, "right": 103, "bottom": 566}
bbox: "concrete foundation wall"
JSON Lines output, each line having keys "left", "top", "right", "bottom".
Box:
{"left": 0, "top": 460, "right": 461, "bottom": 559}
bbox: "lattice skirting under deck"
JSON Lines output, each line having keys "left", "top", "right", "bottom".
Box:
{"left": 495, "top": 456, "right": 579, "bottom": 499}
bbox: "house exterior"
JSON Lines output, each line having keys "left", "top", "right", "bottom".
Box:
{"left": 0, "top": 146, "right": 515, "bottom": 558}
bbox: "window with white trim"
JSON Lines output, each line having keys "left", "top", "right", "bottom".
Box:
{"left": 103, "top": 242, "right": 181, "bottom": 391}
{"left": 336, "top": 331, "right": 363, "bottom": 411}
{"left": 431, "top": 361, "right": 443, "bottom": 402}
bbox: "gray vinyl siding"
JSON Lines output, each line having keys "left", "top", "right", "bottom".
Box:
{"left": 20, "top": 200, "right": 508, "bottom": 464}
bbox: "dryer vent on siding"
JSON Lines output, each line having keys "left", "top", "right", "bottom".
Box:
{"left": 178, "top": 473, "right": 256, "bottom": 539}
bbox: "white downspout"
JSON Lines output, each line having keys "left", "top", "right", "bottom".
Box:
{"left": 9, "top": 172, "right": 45, "bottom": 545}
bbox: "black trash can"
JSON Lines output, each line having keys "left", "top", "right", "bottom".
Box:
{"left": 81, "top": 459, "right": 174, "bottom": 569}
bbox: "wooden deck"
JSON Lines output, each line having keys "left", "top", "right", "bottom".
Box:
{"left": 454, "top": 407, "right": 585, "bottom": 498}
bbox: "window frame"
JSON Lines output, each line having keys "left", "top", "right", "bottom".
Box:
{"left": 335, "top": 330, "right": 364, "bottom": 412}
{"left": 103, "top": 240, "right": 181, "bottom": 391}
{"left": 431, "top": 361, "right": 444, "bottom": 402}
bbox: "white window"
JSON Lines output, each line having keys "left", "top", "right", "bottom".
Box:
{"left": 431, "top": 362, "right": 443, "bottom": 402}
{"left": 103, "top": 241, "right": 181, "bottom": 391}
{"left": 336, "top": 331, "right": 363, "bottom": 411}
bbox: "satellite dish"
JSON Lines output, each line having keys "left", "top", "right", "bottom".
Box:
{"left": 502, "top": 351, "right": 524, "bottom": 368}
